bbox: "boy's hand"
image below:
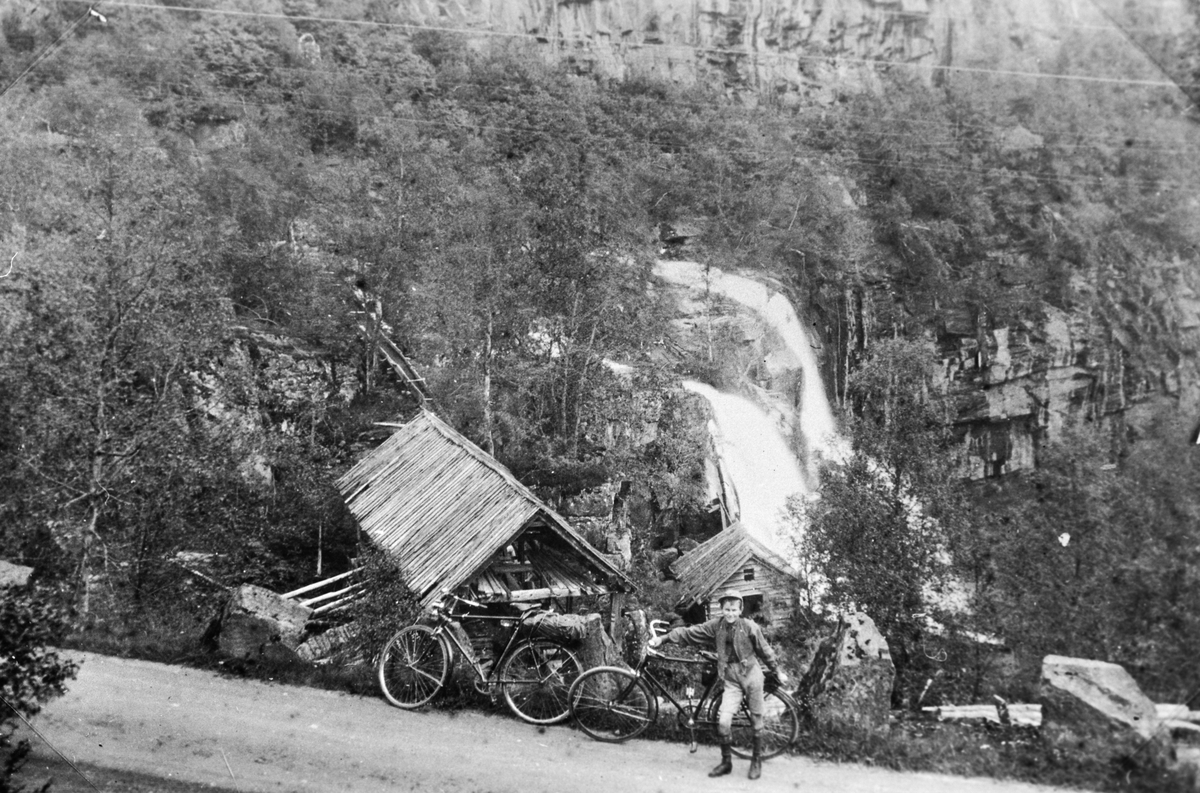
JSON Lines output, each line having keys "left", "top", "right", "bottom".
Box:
{"left": 648, "top": 635, "right": 665, "bottom": 648}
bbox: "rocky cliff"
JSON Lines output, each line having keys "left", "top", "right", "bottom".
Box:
{"left": 392, "top": 0, "right": 1192, "bottom": 105}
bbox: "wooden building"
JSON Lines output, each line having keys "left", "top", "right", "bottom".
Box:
{"left": 336, "top": 410, "right": 632, "bottom": 608}
{"left": 670, "top": 523, "right": 799, "bottom": 630}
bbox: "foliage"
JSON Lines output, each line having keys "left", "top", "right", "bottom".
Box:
{"left": 1, "top": 585, "right": 78, "bottom": 793}
{"left": 346, "top": 546, "right": 420, "bottom": 662}
{"left": 961, "top": 418, "right": 1200, "bottom": 702}
{"left": 795, "top": 338, "right": 972, "bottom": 706}
{"left": 794, "top": 715, "right": 1197, "bottom": 793}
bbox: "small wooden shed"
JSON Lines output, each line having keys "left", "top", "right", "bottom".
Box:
{"left": 670, "top": 523, "right": 799, "bottom": 630}
{"left": 336, "top": 410, "right": 632, "bottom": 608}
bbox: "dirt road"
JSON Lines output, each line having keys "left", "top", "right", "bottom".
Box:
{"left": 17, "top": 652, "right": 1082, "bottom": 793}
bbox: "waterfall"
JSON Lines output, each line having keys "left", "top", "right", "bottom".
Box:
{"left": 654, "top": 260, "right": 847, "bottom": 553}
{"left": 681, "top": 381, "right": 808, "bottom": 553}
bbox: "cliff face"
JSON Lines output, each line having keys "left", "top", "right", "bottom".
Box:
{"left": 391, "top": 0, "right": 1189, "bottom": 103}
{"left": 938, "top": 276, "right": 1200, "bottom": 478}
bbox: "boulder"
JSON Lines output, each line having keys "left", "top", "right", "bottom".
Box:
{"left": 1039, "top": 655, "right": 1175, "bottom": 767}
{"left": 0, "top": 559, "right": 33, "bottom": 588}
{"left": 652, "top": 547, "right": 681, "bottom": 575}
{"left": 796, "top": 612, "right": 894, "bottom": 735}
{"left": 218, "top": 584, "right": 312, "bottom": 661}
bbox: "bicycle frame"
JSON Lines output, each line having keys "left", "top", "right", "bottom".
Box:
{"left": 631, "top": 649, "right": 724, "bottom": 752}
{"left": 425, "top": 599, "right": 547, "bottom": 692}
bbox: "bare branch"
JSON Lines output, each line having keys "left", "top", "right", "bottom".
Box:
{"left": 1, "top": 252, "right": 14, "bottom": 278}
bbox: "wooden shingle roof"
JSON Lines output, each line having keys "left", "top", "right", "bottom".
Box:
{"left": 670, "top": 523, "right": 798, "bottom": 608}
{"left": 336, "top": 410, "right": 631, "bottom": 604}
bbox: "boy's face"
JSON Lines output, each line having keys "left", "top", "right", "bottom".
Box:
{"left": 720, "top": 599, "right": 742, "bottom": 623}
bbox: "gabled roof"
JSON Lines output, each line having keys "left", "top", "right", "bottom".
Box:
{"left": 670, "top": 523, "right": 798, "bottom": 608}
{"left": 336, "top": 409, "right": 631, "bottom": 604}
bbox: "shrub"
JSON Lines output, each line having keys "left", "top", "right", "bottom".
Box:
{"left": 346, "top": 546, "right": 420, "bottom": 663}
{"left": 1, "top": 584, "right": 78, "bottom": 793}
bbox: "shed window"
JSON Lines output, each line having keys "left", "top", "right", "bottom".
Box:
{"left": 743, "top": 566, "right": 755, "bottom": 581}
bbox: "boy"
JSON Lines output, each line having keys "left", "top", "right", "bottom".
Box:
{"left": 648, "top": 590, "right": 787, "bottom": 780}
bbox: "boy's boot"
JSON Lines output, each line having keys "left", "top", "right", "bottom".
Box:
{"left": 748, "top": 733, "right": 763, "bottom": 780}
{"left": 709, "top": 742, "right": 733, "bottom": 777}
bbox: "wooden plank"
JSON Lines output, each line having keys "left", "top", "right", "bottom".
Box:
{"left": 508, "top": 586, "right": 580, "bottom": 602}
{"left": 1157, "top": 704, "right": 1200, "bottom": 722}
{"left": 281, "top": 569, "right": 357, "bottom": 600}
{"left": 490, "top": 562, "right": 534, "bottom": 574}
{"left": 474, "top": 571, "right": 509, "bottom": 597}
{"left": 312, "top": 594, "right": 361, "bottom": 614}
{"left": 922, "top": 703, "right": 1042, "bottom": 726}
{"left": 298, "top": 582, "right": 365, "bottom": 607}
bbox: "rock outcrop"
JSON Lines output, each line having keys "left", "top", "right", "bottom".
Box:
{"left": 1039, "top": 655, "right": 1175, "bottom": 768}
{"left": 796, "top": 612, "right": 895, "bottom": 734}
{"left": 217, "top": 584, "right": 313, "bottom": 662}
{"left": 0, "top": 559, "right": 33, "bottom": 588}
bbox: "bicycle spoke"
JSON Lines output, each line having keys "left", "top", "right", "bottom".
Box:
{"left": 712, "top": 688, "right": 799, "bottom": 759}
{"left": 500, "top": 642, "right": 582, "bottom": 725}
{"left": 378, "top": 625, "right": 448, "bottom": 710}
{"left": 408, "top": 666, "right": 444, "bottom": 685}
{"left": 574, "top": 695, "right": 653, "bottom": 722}
{"left": 569, "top": 668, "right": 655, "bottom": 743}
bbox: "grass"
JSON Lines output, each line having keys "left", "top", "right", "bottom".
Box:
{"left": 792, "top": 716, "right": 1198, "bottom": 793}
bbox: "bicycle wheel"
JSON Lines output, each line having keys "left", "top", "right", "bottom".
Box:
{"left": 498, "top": 641, "right": 582, "bottom": 725}
{"left": 568, "top": 667, "right": 657, "bottom": 743}
{"left": 377, "top": 624, "right": 449, "bottom": 709}
{"left": 708, "top": 687, "right": 799, "bottom": 759}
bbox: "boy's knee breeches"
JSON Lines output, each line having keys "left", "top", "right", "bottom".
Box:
{"left": 717, "top": 663, "right": 766, "bottom": 736}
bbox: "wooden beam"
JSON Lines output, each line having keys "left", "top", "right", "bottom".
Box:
{"left": 312, "top": 595, "right": 360, "bottom": 614}
{"left": 281, "top": 569, "right": 357, "bottom": 599}
{"left": 508, "top": 586, "right": 580, "bottom": 602}
{"left": 298, "top": 581, "right": 366, "bottom": 607}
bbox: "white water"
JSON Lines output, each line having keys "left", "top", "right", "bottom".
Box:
{"left": 654, "top": 260, "right": 848, "bottom": 554}
{"left": 681, "top": 381, "right": 807, "bottom": 553}
{"left": 654, "top": 261, "right": 844, "bottom": 461}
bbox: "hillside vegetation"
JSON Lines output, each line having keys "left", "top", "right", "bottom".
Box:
{"left": 2, "top": 0, "right": 1200, "bottom": 722}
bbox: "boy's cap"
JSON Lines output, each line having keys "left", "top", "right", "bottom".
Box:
{"left": 717, "top": 590, "right": 743, "bottom": 605}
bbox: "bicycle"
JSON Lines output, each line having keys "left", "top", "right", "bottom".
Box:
{"left": 377, "top": 593, "right": 582, "bottom": 725}
{"left": 567, "top": 619, "right": 799, "bottom": 759}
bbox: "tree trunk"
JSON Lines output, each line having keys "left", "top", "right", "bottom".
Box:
{"left": 570, "top": 321, "right": 600, "bottom": 456}
{"left": 578, "top": 612, "right": 627, "bottom": 671}
{"left": 78, "top": 502, "right": 100, "bottom": 616}
{"left": 483, "top": 309, "right": 495, "bottom": 456}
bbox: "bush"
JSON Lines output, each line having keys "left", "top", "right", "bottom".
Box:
{"left": 1, "top": 584, "right": 78, "bottom": 793}
{"left": 346, "top": 546, "right": 420, "bottom": 663}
